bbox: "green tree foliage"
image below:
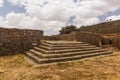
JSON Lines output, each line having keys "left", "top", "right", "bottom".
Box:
{"left": 59, "top": 25, "right": 77, "bottom": 34}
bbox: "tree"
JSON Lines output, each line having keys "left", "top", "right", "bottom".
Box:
{"left": 59, "top": 25, "right": 77, "bottom": 34}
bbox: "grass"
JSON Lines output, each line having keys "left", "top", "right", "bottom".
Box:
{"left": 0, "top": 48, "right": 120, "bottom": 80}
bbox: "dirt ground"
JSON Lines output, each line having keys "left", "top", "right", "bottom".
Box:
{"left": 0, "top": 46, "right": 120, "bottom": 80}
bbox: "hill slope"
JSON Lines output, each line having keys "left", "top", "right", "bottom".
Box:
{"left": 79, "top": 20, "right": 120, "bottom": 34}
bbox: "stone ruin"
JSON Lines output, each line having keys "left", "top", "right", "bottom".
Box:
{"left": 1, "top": 26, "right": 120, "bottom": 56}
{"left": 0, "top": 27, "right": 43, "bottom": 56}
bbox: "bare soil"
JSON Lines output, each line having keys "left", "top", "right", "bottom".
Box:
{"left": 0, "top": 47, "right": 120, "bottom": 80}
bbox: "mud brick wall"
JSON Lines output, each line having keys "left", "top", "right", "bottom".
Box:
{"left": 0, "top": 28, "right": 43, "bottom": 56}
{"left": 76, "top": 31, "right": 101, "bottom": 46}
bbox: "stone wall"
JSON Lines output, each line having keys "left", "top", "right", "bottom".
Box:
{"left": 98, "top": 35, "right": 120, "bottom": 49}
{"left": 76, "top": 31, "right": 101, "bottom": 46}
{"left": 0, "top": 27, "right": 43, "bottom": 56}
{"left": 112, "top": 37, "right": 120, "bottom": 49}
{"left": 43, "top": 35, "right": 58, "bottom": 41}
{"left": 79, "top": 20, "right": 120, "bottom": 34}
{"left": 101, "top": 35, "right": 120, "bottom": 49}
{"left": 43, "top": 32, "right": 77, "bottom": 41}
{"left": 57, "top": 32, "right": 77, "bottom": 41}
{"left": 43, "top": 31, "right": 102, "bottom": 46}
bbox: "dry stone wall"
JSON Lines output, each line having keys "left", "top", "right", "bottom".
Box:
{"left": 0, "top": 27, "right": 43, "bottom": 56}
{"left": 112, "top": 37, "right": 120, "bottom": 49}
{"left": 102, "top": 35, "right": 120, "bottom": 49}
{"left": 99, "top": 35, "right": 120, "bottom": 49}
{"left": 43, "top": 35, "right": 58, "bottom": 40}
{"left": 79, "top": 20, "right": 120, "bottom": 34}
{"left": 58, "top": 32, "right": 77, "bottom": 41}
{"left": 76, "top": 31, "right": 102, "bottom": 46}
{"left": 43, "top": 31, "right": 102, "bottom": 47}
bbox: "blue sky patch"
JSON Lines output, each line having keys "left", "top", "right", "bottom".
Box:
{"left": 0, "top": 0, "right": 26, "bottom": 17}
{"left": 98, "top": 8, "right": 120, "bottom": 22}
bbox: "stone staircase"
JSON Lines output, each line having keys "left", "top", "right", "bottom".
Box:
{"left": 25, "top": 40, "right": 112, "bottom": 64}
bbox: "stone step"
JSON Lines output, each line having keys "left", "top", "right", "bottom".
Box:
{"left": 29, "top": 49, "right": 108, "bottom": 58}
{"left": 33, "top": 47, "right": 101, "bottom": 54}
{"left": 41, "top": 42, "right": 97, "bottom": 48}
{"left": 25, "top": 52, "right": 46, "bottom": 63}
{"left": 43, "top": 40, "right": 85, "bottom": 45}
{"left": 39, "top": 45, "right": 97, "bottom": 50}
{"left": 25, "top": 51, "right": 112, "bottom": 64}
{"left": 25, "top": 40, "right": 113, "bottom": 65}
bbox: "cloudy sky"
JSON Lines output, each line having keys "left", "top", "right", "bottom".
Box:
{"left": 0, "top": 0, "right": 120, "bottom": 35}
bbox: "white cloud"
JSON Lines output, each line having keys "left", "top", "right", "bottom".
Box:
{"left": 5, "top": 12, "right": 25, "bottom": 27}
{"left": 2, "top": 12, "right": 65, "bottom": 35}
{"left": 0, "top": 0, "right": 3, "bottom": 7}
{"left": 0, "top": 0, "right": 120, "bottom": 35}
{"left": 77, "top": 18, "right": 100, "bottom": 27}
{"left": 0, "top": 16, "right": 5, "bottom": 27}
{"left": 106, "top": 15, "right": 120, "bottom": 21}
